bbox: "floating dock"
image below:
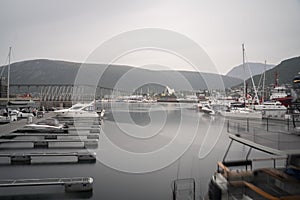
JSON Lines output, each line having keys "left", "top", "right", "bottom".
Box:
{"left": 15, "top": 126, "right": 101, "bottom": 133}
{"left": 0, "top": 151, "right": 97, "bottom": 164}
{"left": 0, "top": 112, "right": 99, "bottom": 197}
{"left": 0, "top": 138, "right": 99, "bottom": 149}
{"left": 0, "top": 177, "right": 93, "bottom": 192}
{"left": 1, "top": 132, "right": 100, "bottom": 139}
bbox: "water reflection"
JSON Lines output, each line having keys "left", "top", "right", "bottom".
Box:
{"left": 0, "top": 102, "right": 235, "bottom": 199}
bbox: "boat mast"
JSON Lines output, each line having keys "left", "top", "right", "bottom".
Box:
{"left": 7, "top": 47, "right": 11, "bottom": 103}
{"left": 274, "top": 71, "right": 279, "bottom": 88}
{"left": 262, "top": 60, "right": 266, "bottom": 103}
{"left": 242, "top": 44, "right": 246, "bottom": 105}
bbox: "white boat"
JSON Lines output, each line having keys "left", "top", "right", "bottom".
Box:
{"left": 201, "top": 104, "right": 216, "bottom": 115}
{"left": 0, "top": 115, "right": 10, "bottom": 124}
{"left": 220, "top": 107, "right": 262, "bottom": 119}
{"left": 24, "top": 118, "right": 67, "bottom": 133}
{"left": 194, "top": 101, "right": 210, "bottom": 110}
{"left": 54, "top": 102, "right": 99, "bottom": 118}
{"left": 254, "top": 101, "right": 287, "bottom": 119}
{"left": 96, "top": 109, "right": 105, "bottom": 119}
{"left": 119, "top": 95, "right": 145, "bottom": 103}
{"left": 220, "top": 44, "right": 262, "bottom": 119}
{"left": 17, "top": 110, "right": 34, "bottom": 118}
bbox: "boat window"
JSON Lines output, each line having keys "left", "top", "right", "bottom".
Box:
{"left": 71, "top": 106, "right": 84, "bottom": 110}
{"left": 83, "top": 106, "right": 94, "bottom": 111}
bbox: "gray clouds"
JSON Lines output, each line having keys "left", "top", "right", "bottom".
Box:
{"left": 0, "top": 0, "right": 299, "bottom": 74}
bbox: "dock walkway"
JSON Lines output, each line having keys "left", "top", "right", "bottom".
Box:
{"left": 0, "top": 112, "right": 56, "bottom": 136}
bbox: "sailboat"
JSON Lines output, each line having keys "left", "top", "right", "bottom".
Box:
{"left": 0, "top": 47, "right": 13, "bottom": 123}
{"left": 220, "top": 44, "right": 262, "bottom": 119}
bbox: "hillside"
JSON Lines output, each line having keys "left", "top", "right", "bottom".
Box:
{"left": 248, "top": 56, "right": 300, "bottom": 87}
{"left": 226, "top": 62, "right": 275, "bottom": 80}
{"left": 0, "top": 59, "right": 243, "bottom": 92}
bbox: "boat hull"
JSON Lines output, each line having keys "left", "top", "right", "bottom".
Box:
{"left": 220, "top": 110, "right": 262, "bottom": 119}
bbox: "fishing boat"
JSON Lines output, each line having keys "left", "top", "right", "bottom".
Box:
{"left": 270, "top": 86, "right": 293, "bottom": 107}
{"left": 269, "top": 72, "right": 293, "bottom": 107}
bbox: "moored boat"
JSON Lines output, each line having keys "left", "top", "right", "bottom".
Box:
{"left": 254, "top": 101, "right": 287, "bottom": 119}
{"left": 220, "top": 107, "right": 262, "bottom": 119}
{"left": 208, "top": 74, "right": 300, "bottom": 199}
{"left": 207, "top": 133, "right": 300, "bottom": 200}
{"left": 220, "top": 45, "right": 262, "bottom": 120}
{"left": 202, "top": 104, "right": 216, "bottom": 116}
{"left": 270, "top": 86, "right": 293, "bottom": 107}
{"left": 0, "top": 115, "right": 10, "bottom": 124}
{"left": 54, "top": 102, "right": 99, "bottom": 118}
{"left": 22, "top": 118, "right": 68, "bottom": 133}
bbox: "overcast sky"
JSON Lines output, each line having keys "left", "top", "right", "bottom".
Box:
{"left": 0, "top": 0, "right": 299, "bottom": 74}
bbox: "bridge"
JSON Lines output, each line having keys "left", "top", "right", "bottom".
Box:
{"left": 1, "top": 84, "right": 130, "bottom": 108}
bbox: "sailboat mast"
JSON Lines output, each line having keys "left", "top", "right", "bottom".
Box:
{"left": 7, "top": 47, "right": 11, "bottom": 102}
{"left": 262, "top": 60, "right": 266, "bottom": 103}
{"left": 242, "top": 44, "right": 246, "bottom": 105}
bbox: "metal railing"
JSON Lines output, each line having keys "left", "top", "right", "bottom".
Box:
{"left": 227, "top": 118, "right": 300, "bottom": 151}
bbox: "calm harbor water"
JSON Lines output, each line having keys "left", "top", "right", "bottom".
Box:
{"left": 0, "top": 103, "right": 278, "bottom": 200}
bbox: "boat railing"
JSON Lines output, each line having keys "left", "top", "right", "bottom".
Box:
{"left": 227, "top": 118, "right": 300, "bottom": 134}
{"left": 252, "top": 157, "right": 287, "bottom": 168}
{"left": 217, "top": 156, "right": 287, "bottom": 180}
{"left": 228, "top": 180, "right": 300, "bottom": 200}
{"left": 218, "top": 159, "right": 300, "bottom": 200}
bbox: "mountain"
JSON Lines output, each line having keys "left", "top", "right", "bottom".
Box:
{"left": 0, "top": 59, "right": 243, "bottom": 93}
{"left": 226, "top": 62, "right": 275, "bottom": 80}
{"left": 0, "top": 59, "right": 80, "bottom": 85}
{"left": 248, "top": 56, "right": 300, "bottom": 87}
